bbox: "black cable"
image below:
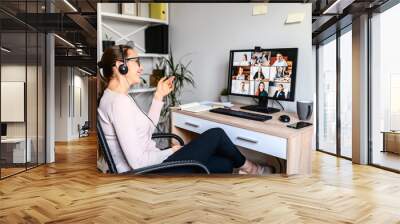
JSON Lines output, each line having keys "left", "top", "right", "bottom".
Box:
{"left": 253, "top": 97, "right": 259, "bottom": 104}
{"left": 275, "top": 100, "right": 285, "bottom": 111}
{"left": 127, "top": 93, "right": 163, "bottom": 134}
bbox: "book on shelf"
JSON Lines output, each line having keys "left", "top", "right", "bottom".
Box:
{"left": 120, "top": 3, "right": 137, "bottom": 16}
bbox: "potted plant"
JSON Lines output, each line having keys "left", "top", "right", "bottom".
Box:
{"left": 164, "top": 51, "right": 195, "bottom": 108}
{"left": 150, "top": 58, "right": 166, "bottom": 87}
{"left": 220, "top": 88, "right": 230, "bottom": 102}
{"left": 102, "top": 34, "right": 115, "bottom": 52}
{"left": 158, "top": 51, "right": 195, "bottom": 132}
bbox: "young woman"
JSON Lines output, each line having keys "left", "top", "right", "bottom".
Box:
{"left": 97, "top": 45, "right": 269, "bottom": 174}
{"left": 236, "top": 67, "right": 246, "bottom": 80}
{"left": 252, "top": 66, "right": 265, "bottom": 80}
{"left": 273, "top": 84, "right": 286, "bottom": 99}
{"left": 255, "top": 82, "right": 268, "bottom": 97}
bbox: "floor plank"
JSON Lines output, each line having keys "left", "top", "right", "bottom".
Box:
{"left": 1, "top": 135, "right": 400, "bottom": 223}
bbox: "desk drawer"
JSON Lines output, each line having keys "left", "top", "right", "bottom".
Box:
{"left": 172, "top": 113, "right": 287, "bottom": 159}
{"left": 173, "top": 113, "right": 209, "bottom": 134}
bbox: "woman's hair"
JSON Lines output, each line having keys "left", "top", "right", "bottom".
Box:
{"left": 97, "top": 44, "right": 133, "bottom": 82}
{"left": 258, "top": 66, "right": 263, "bottom": 73}
{"left": 255, "top": 82, "right": 265, "bottom": 96}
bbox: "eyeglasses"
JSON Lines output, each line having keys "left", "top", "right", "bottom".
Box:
{"left": 125, "top": 57, "right": 141, "bottom": 66}
{"left": 116, "top": 57, "right": 141, "bottom": 67}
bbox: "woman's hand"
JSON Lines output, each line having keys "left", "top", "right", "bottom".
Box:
{"left": 154, "top": 76, "right": 175, "bottom": 101}
{"left": 171, "top": 144, "right": 182, "bottom": 153}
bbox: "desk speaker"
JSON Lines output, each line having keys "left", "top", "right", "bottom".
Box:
{"left": 145, "top": 25, "right": 168, "bottom": 54}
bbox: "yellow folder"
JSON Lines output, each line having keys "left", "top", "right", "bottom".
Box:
{"left": 149, "top": 3, "right": 167, "bottom": 21}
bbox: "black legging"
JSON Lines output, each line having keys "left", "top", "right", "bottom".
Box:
{"left": 162, "top": 128, "right": 246, "bottom": 173}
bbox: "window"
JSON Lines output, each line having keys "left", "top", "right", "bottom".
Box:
{"left": 339, "top": 29, "right": 352, "bottom": 158}
{"left": 371, "top": 3, "right": 400, "bottom": 171}
{"left": 0, "top": 1, "right": 47, "bottom": 179}
{"left": 317, "top": 36, "right": 337, "bottom": 155}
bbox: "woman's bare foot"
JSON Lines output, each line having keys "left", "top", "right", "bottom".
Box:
{"left": 239, "top": 160, "right": 265, "bottom": 175}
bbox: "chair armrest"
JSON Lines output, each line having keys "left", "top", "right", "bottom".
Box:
{"left": 131, "top": 160, "right": 210, "bottom": 174}
{"left": 151, "top": 133, "right": 184, "bottom": 146}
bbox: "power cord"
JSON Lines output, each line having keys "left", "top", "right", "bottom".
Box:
{"left": 274, "top": 100, "right": 285, "bottom": 111}
{"left": 127, "top": 93, "right": 163, "bottom": 133}
{"left": 124, "top": 76, "right": 163, "bottom": 133}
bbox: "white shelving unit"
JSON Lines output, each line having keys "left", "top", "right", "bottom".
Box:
{"left": 101, "top": 12, "right": 168, "bottom": 25}
{"left": 97, "top": 3, "right": 169, "bottom": 94}
{"left": 138, "top": 53, "right": 168, "bottom": 58}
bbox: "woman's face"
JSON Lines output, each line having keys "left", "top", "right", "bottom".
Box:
{"left": 118, "top": 49, "right": 143, "bottom": 85}
{"left": 238, "top": 67, "right": 243, "bottom": 74}
{"left": 259, "top": 83, "right": 265, "bottom": 91}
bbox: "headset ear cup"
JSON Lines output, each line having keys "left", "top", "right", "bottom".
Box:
{"left": 119, "top": 64, "right": 128, "bottom": 75}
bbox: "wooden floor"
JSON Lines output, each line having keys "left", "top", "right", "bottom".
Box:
{"left": 1, "top": 135, "right": 400, "bottom": 223}
{"left": 372, "top": 150, "right": 400, "bottom": 171}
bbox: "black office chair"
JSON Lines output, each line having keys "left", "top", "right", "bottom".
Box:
{"left": 79, "top": 121, "right": 90, "bottom": 138}
{"left": 97, "top": 120, "right": 210, "bottom": 174}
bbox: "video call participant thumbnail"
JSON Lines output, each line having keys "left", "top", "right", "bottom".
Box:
{"left": 252, "top": 66, "right": 265, "bottom": 80}
{"left": 233, "top": 52, "right": 251, "bottom": 66}
{"left": 273, "top": 84, "right": 286, "bottom": 99}
{"left": 236, "top": 67, "right": 246, "bottom": 80}
{"left": 255, "top": 82, "right": 268, "bottom": 97}
{"left": 239, "top": 81, "right": 249, "bottom": 94}
{"left": 272, "top": 53, "right": 288, "bottom": 67}
{"left": 231, "top": 80, "right": 250, "bottom": 95}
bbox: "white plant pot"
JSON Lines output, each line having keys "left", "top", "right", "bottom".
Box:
{"left": 220, "top": 95, "right": 230, "bottom": 102}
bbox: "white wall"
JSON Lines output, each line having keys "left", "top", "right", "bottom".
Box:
{"left": 55, "top": 67, "right": 68, "bottom": 141}
{"left": 169, "top": 3, "right": 313, "bottom": 112}
{"left": 55, "top": 67, "right": 89, "bottom": 141}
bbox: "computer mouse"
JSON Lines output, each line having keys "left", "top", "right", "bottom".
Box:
{"left": 279, "top": 115, "right": 290, "bottom": 123}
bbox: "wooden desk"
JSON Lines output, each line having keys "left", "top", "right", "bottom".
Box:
{"left": 382, "top": 131, "right": 400, "bottom": 154}
{"left": 1, "top": 138, "right": 32, "bottom": 164}
{"left": 171, "top": 106, "right": 313, "bottom": 175}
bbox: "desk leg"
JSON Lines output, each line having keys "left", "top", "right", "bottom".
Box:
{"left": 286, "top": 128, "right": 313, "bottom": 175}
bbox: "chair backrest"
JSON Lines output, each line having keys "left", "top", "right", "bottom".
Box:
{"left": 97, "top": 120, "right": 118, "bottom": 173}
{"left": 82, "top": 121, "right": 90, "bottom": 129}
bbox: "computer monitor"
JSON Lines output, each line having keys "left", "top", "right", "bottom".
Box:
{"left": 228, "top": 48, "right": 298, "bottom": 113}
{"left": 1, "top": 123, "right": 7, "bottom": 137}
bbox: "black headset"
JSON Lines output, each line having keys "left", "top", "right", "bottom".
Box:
{"left": 118, "top": 45, "right": 129, "bottom": 75}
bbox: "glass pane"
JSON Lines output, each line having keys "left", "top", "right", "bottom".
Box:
{"left": 1, "top": 31, "right": 27, "bottom": 177}
{"left": 27, "top": 31, "right": 38, "bottom": 169}
{"left": 38, "top": 33, "right": 46, "bottom": 165}
{"left": 340, "top": 29, "right": 352, "bottom": 158}
{"left": 371, "top": 4, "right": 400, "bottom": 171}
{"left": 318, "top": 37, "right": 337, "bottom": 154}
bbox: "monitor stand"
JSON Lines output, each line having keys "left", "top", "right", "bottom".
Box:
{"left": 240, "top": 96, "right": 280, "bottom": 114}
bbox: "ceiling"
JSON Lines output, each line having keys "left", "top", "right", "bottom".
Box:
{"left": 0, "top": 0, "right": 97, "bottom": 73}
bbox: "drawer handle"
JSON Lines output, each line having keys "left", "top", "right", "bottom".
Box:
{"left": 236, "top": 136, "right": 258, "bottom": 144}
{"left": 185, "top": 122, "right": 199, "bottom": 128}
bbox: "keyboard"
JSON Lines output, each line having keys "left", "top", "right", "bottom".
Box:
{"left": 209, "top": 108, "right": 272, "bottom": 121}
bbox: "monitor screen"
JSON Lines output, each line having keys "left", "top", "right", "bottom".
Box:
{"left": 228, "top": 48, "right": 298, "bottom": 101}
{"left": 1, "top": 123, "right": 7, "bottom": 137}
